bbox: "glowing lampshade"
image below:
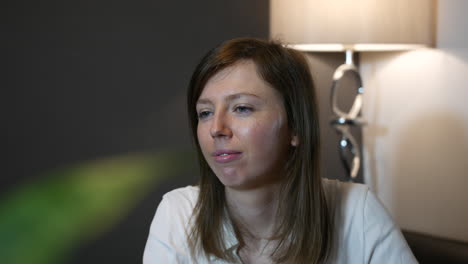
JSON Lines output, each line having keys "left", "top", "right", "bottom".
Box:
{"left": 270, "top": 0, "right": 436, "bottom": 52}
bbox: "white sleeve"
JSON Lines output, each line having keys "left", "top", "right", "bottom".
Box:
{"left": 142, "top": 196, "right": 191, "bottom": 264}
{"left": 363, "top": 188, "right": 418, "bottom": 264}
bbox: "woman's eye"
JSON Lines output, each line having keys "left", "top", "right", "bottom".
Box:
{"left": 234, "top": 105, "right": 253, "bottom": 114}
{"left": 197, "top": 111, "right": 212, "bottom": 120}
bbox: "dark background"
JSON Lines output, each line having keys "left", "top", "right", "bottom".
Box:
{"left": 3, "top": 0, "right": 361, "bottom": 263}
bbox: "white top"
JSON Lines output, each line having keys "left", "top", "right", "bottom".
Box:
{"left": 143, "top": 179, "right": 417, "bottom": 263}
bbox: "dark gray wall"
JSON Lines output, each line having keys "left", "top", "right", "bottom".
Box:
{"left": 4, "top": 1, "right": 269, "bottom": 263}
{"left": 3, "top": 0, "right": 269, "bottom": 191}
{"left": 3, "top": 1, "right": 361, "bottom": 263}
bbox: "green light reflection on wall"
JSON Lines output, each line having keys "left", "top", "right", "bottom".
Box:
{"left": 0, "top": 151, "right": 195, "bottom": 264}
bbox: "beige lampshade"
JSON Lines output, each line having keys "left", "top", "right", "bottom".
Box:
{"left": 270, "top": 0, "right": 436, "bottom": 51}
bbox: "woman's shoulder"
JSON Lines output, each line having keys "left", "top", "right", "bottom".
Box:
{"left": 156, "top": 185, "right": 200, "bottom": 223}
{"left": 321, "top": 178, "right": 394, "bottom": 225}
{"left": 322, "top": 178, "right": 370, "bottom": 210}
{"left": 147, "top": 185, "right": 200, "bottom": 238}
{"left": 321, "top": 178, "right": 380, "bottom": 230}
{"left": 161, "top": 185, "right": 199, "bottom": 205}
{"left": 321, "top": 178, "right": 417, "bottom": 263}
{"left": 143, "top": 185, "right": 200, "bottom": 263}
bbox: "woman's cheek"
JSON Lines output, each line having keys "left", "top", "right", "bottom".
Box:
{"left": 197, "top": 124, "right": 211, "bottom": 156}
{"left": 245, "top": 119, "right": 284, "bottom": 153}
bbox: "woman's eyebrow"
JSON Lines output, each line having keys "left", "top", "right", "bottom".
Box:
{"left": 196, "top": 98, "right": 212, "bottom": 106}
{"left": 225, "top": 92, "right": 260, "bottom": 102}
{"left": 196, "top": 92, "right": 261, "bottom": 105}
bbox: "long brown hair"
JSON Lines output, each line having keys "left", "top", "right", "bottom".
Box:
{"left": 186, "top": 38, "right": 332, "bottom": 263}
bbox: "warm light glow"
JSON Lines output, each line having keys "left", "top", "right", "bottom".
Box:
{"left": 353, "top": 44, "right": 429, "bottom": 51}
{"left": 288, "top": 44, "right": 345, "bottom": 52}
{"left": 271, "top": 0, "right": 435, "bottom": 50}
{"left": 288, "top": 43, "right": 430, "bottom": 52}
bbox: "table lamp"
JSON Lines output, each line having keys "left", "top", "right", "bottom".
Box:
{"left": 270, "top": 0, "right": 435, "bottom": 181}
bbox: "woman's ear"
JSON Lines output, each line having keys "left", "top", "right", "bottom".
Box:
{"left": 291, "top": 135, "right": 299, "bottom": 147}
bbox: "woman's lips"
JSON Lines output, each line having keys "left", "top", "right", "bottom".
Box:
{"left": 212, "top": 150, "right": 242, "bottom": 163}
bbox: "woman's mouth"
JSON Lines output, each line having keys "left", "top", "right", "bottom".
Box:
{"left": 212, "top": 150, "right": 242, "bottom": 163}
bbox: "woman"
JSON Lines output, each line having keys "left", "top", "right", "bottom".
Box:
{"left": 143, "top": 38, "right": 416, "bottom": 263}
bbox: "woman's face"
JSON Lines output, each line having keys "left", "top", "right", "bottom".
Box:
{"left": 196, "top": 60, "right": 297, "bottom": 190}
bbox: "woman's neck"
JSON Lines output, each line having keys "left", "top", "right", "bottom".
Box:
{"left": 225, "top": 182, "right": 281, "bottom": 241}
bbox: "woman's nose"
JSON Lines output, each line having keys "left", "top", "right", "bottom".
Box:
{"left": 210, "top": 112, "right": 232, "bottom": 138}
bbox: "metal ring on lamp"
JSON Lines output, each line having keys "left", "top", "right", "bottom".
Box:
{"left": 330, "top": 57, "right": 365, "bottom": 181}
{"left": 330, "top": 63, "right": 364, "bottom": 120}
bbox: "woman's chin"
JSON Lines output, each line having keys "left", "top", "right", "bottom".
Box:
{"left": 217, "top": 174, "right": 244, "bottom": 188}
{"left": 214, "top": 168, "right": 277, "bottom": 191}
{"left": 218, "top": 175, "right": 263, "bottom": 191}
{"left": 215, "top": 170, "right": 250, "bottom": 189}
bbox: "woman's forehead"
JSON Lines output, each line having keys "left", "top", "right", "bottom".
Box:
{"left": 199, "top": 60, "right": 281, "bottom": 102}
